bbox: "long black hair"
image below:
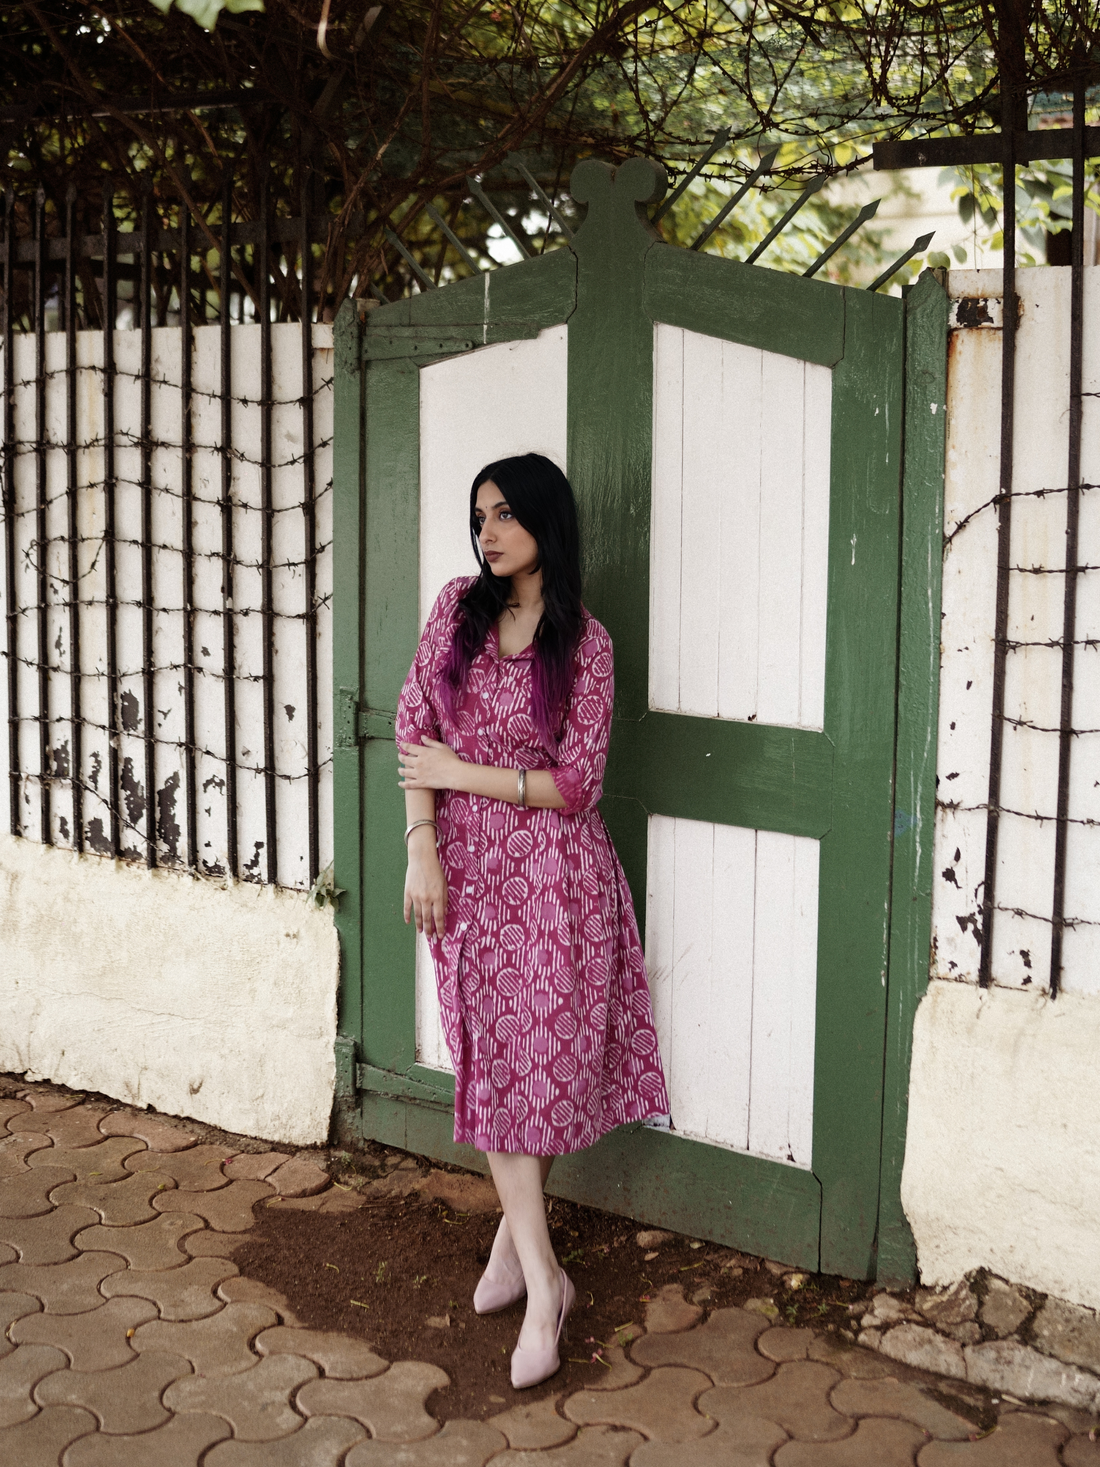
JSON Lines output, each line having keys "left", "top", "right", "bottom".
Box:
{"left": 439, "top": 453, "right": 584, "bottom": 746}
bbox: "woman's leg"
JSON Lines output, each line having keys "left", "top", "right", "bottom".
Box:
{"left": 486, "top": 1152, "right": 562, "bottom": 1350}
{"left": 484, "top": 1156, "right": 553, "bottom": 1281}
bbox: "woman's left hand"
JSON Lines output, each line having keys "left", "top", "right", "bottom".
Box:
{"left": 399, "top": 737, "right": 464, "bottom": 791}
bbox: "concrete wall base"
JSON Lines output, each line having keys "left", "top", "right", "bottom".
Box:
{"left": 0, "top": 832, "right": 339, "bottom": 1146}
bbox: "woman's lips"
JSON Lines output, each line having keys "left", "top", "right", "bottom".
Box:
{"left": 484, "top": 551, "right": 503, "bottom": 562}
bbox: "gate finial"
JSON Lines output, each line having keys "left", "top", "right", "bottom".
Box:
{"left": 569, "top": 157, "right": 668, "bottom": 249}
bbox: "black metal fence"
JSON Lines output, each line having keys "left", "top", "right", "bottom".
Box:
{"left": 1, "top": 186, "right": 332, "bottom": 890}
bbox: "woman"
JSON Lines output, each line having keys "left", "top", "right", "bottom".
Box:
{"left": 396, "top": 452, "right": 668, "bottom": 1391}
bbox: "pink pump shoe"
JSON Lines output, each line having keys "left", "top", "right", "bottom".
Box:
{"left": 473, "top": 1262, "right": 526, "bottom": 1315}
{"left": 510, "top": 1270, "right": 575, "bottom": 1390}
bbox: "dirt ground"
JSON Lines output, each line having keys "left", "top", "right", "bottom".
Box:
{"left": 236, "top": 1165, "right": 894, "bottom": 1422}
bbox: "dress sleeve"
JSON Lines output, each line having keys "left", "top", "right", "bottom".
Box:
{"left": 395, "top": 579, "right": 466, "bottom": 747}
{"left": 550, "top": 620, "right": 615, "bottom": 816}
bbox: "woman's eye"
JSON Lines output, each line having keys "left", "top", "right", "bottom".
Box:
{"left": 500, "top": 510, "right": 513, "bottom": 520}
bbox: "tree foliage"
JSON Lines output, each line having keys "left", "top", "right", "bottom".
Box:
{"left": 2, "top": 0, "right": 1098, "bottom": 309}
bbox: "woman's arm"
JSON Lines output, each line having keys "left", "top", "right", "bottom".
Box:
{"left": 399, "top": 738, "right": 566, "bottom": 810}
{"left": 403, "top": 786, "right": 448, "bottom": 938}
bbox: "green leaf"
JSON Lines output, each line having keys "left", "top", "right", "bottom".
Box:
{"left": 925, "top": 251, "right": 951, "bottom": 270}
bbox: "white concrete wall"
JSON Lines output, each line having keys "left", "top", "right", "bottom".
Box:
{"left": 903, "top": 980, "right": 1100, "bottom": 1310}
{"left": 0, "top": 831, "right": 338, "bottom": 1145}
{"left": 904, "top": 265, "right": 1100, "bottom": 1309}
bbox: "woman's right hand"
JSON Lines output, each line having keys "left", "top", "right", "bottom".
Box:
{"left": 404, "top": 830, "right": 448, "bottom": 938}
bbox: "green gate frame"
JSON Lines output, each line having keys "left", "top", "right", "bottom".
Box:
{"left": 331, "top": 157, "right": 947, "bottom": 1282}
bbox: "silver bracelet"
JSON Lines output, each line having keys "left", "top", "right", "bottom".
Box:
{"left": 517, "top": 769, "right": 527, "bottom": 809}
{"left": 404, "top": 819, "right": 437, "bottom": 846}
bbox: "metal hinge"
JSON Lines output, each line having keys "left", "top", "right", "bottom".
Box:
{"left": 335, "top": 689, "right": 395, "bottom": 747}
{"left": 363, "top": 326, "right": 475, "bottom": 361}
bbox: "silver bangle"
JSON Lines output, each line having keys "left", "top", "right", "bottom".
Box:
{"left": 404, "top": 819, "right": 437, "bottom": 846}
{"left": 517, "top": 769, "right": 527, "bottom": 809}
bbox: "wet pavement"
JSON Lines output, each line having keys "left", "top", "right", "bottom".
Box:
{"left": 2, "top": 1083, "right": 1099, "bottom": 1465}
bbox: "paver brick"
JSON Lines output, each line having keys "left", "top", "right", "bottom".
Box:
{"left": 583, "top": 1343, "right": 643, "bottom": 1390}
{"left": 758, "top": 1327, "right": 814, "bottom": 1362}
{"left": 489, "top": 1395, "right": 577, "bottom": 1448}
{"left": 0, "top": 1165, "right": 77, "bottom": 1218}
{"left": 223, "top": 1152, "right": 290, "bottom": 1181}
{"left": 700, "top": 1361, "right": 850, "bottom": 1442}
{"left": 101, "top": 1255, "right": 240, "bottom": 1319}
{"left": 917, "top": 1408, "right": 1068, "bottom": 1464}
{"left": 126, "top": 1142, "right": 235, "bottom": 1190}
{"left": 632, "top": 1306, "right": 775, "bottom": 1387}
{"left": 266, "top": 1188, "right": 367, "bottom": 1213}
{"left": 0, "top": 1403, "right": 96, "bottom": 1464}
{"left": 0, "top": 1250, "right": 127, "bottom": 1313}
{"left": 12, "top": 1104, "right": 114, "bottom": 1151}
{"left": 775, "top": 1415, "right": 925, "bottom": 1464}
{"left": 643, "top": 1283, "right": 703, "bottom": 1335}
{"left": 131, "top": 1301, "right": 279, "bottom": 1376}
{"left": 34, "top": 1350, "right": 192, "bottom": 1433}
{"left": 297, "top": 1360, "right": 450, "bottom": 1441}
{"left": 63, "top": 1411, "right": 232, "bottom": 1467}
{"left": 17, "top": 1092, "right": 80, "bottom": 1114}
{"left": 1064, "top": 1433, "right": 1100, "bottom": 1466}
{"left": 217, "top": 1275, "right": 304, "bottom": 1322}
{"left": 153, "top": 1178, "right": 273, "bottom": 1231}
{"left": 0, "top": 1343, "right": 69, "bottom": 1427}
{"left": 74, "top": 1211, "right": 205, "bottom": 1270}
{"left": 565, "top": 1366, "right": 714, "bottom": 1441}
{"left": 267, "top": 1156, "right": 330, "bottom": 1197}
{"left": 203, "top": 1415, "right": 366, "bottom": 1467}
{"left": 0, "top": 1099, "right": 30, "bottom": 1129}
{"left": 482, "top": 1422, "right": 645, "bottom": 1465}
{"left": 98, "top": 1110, "right": 197, "bottom": 1152}
{"left": 345, "top": 1418, "right": 509, "bottom": 1466}
{"left": 832, "top": 1376, "right": 975, "bottom": 1440}
{"left": 50, "top": 1170, "right": 177, "bottom": 1226}
{"left": 183, "top": 1228, "right": 253, "bottom": 1259}
{"left": 255, "top": 1325, "right": 388, "bottom": 1378}
{"left": 0, "top": 1205, "right": 100, "bottom": 1265}
{"left": 164, "top": 1350, "right": 317, "bottom": 1439}
{"left": 0, "top": 1240, "right": 14, "bottom": 1264}
{"left": 0, "top": 1290, "right": 41, "bottom": 1343}
{"left": 630, "top": 1412, "right": 787, "bottom": 1467}
{"left": 0, "top": 1132, "right": 53, "bottom": 1179}
{"left": 27, "top": 1137, "right": 146, "bottom": 1185}
{"left": 808, "top": 1333, "right": 907, "bottom": 1379}
{"left": 12, "top": 1296, "right": 158, "bottom": 1370}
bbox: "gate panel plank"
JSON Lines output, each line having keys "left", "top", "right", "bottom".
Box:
{"left": 748, "top": 829, "right": 819, "bottom": 1168}
{"left": 814, "top": 288, "right": 904, "bottom": 1277}
{"left": 646, "top": 245, "right": 845, "bottom": 367}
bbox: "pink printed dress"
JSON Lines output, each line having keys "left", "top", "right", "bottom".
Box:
{"left": 396, "top": 576, "right": 669, "bottom": 1155}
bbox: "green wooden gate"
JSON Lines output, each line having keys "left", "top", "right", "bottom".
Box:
{"left": 331, "top": 156, "right": 947, "bottom": 1282}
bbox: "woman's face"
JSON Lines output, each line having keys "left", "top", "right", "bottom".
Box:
{"left": 474, "top": 481, "right": 539, "bottom": 581}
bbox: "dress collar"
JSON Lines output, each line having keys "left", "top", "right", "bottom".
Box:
{"left": 488, "top": 621, "right": 536, "bottom": 662}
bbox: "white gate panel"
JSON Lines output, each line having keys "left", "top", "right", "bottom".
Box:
{"left": 650, "top": 324, "right": 832, "bottom": 731}
{"left": 415, "top": 325, "right": 569, "bottom": 1072}
{"left": 645, "top": 813, "right": 819, "bottom": 1168}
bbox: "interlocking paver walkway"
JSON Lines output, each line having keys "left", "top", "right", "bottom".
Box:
{"left": 1, "top": 1080, "right": 1099, "bottom": 1466}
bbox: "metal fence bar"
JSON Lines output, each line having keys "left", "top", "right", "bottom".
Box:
{"left": 179, "top": 204, "right": 198, "bottom": 873}
{"left": 299, "top": 166, "right": 320, "bottom": 885}
{"left": 2, "top": 191, "right": 17, "bottom": 835}
{"left": 652, "top": 128, "right": 731, "bottom": 225}
{"left": 219, "top": 177, "right": 238, "bottom": 878}
{"left": 978, "top": 102, "right": 1019, "bottom": 988}
{"left": 64, "top": 186, "right": 82, "bottom": 854}
{"left": 259, "top": 182, "right": 277, "bottom": 884}
{"left": 1048, "top": 75, "right": 1088, "bottom": 999}
{"left": 691, "top": 146, "right": 779, "bottom": 251}
{"left": 103, "top": 186, "right": 121, "bottom": 857}
{"left": 33, "top": 189, "right": 50, "bottom": 845}
{"left": 140, "top": 187, "right": 156, "bottom": 867}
